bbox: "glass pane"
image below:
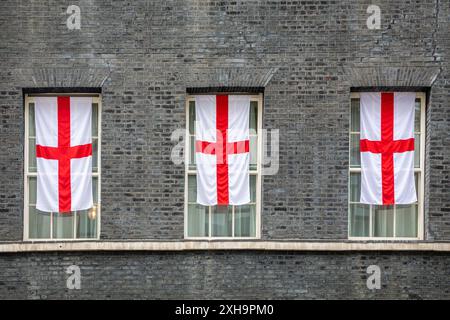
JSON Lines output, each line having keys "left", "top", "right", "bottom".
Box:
{"left": 29, "top": 206, "right": 51, "bottom": 239}
{"left": 250, "top": 101, "right": 257, "bottom": 133}
{"left": 76, "top": 209, "right": 98, "bottom": 238}
{"left": 351, "top": 98, "right": 360, "bottom": 132}
{"left": 53, "top": 212, "right": 74, "bottom": 239}
{"left": 373, "top": 205, "right": 394, "bottom": 237}
{"left": 414, "top": 134, "right": 420, "bottom": 168}
{"left": 29, "top": 177, "right": 37, "bottom": 205}
{"left": 235, "top": 205, "right": 256, "bottom": 237}
{"left": 92, "top": 138, "right": 98, "bottom": 172}
{"left": 415, "top": 173, "right": 419, "bottom": 199}
{"left": 395, "top": 204, "right": 417, "bottom": 238}
{"left": 414, "top": 99, "right": 421, "bottom": 132}
{"left": 187, "top": 204, "right": 208, "bottom": 237}
{"left": 350, "top": 134, "right": 360, "bottom": 167}
{"left": 250, "top": 135, "right": 257, "bottom": 170}
{"left": 189, "top": 135, "right": 196, "bottom": 168}
{"left": 350, "top": 173, "right": 361, "bottom": 202}
{"left": 188, "top": 175, "right": 196, "bottom": 202}
{"left": 349, "top": 203, "right": 370, "bottom": 237}
{"left": 92, "top": 103, "right": 98, "bottom": 137}
{"left": 29, "top": 138, "right": 36, "bottom": 172}
{"left": 93, "top": 177, "right": 98, "bottom": 203}
{"left": 212, "top": 205, "right": 232, "bottom": 237}
{"left": 250, "top": 175, "right": 256, "bottom": 202}
{"left": 189, "top": 101, "right": 195, "bottom": 135}
{"left": 29, "top": 103, "right": 35, "bottom": 137}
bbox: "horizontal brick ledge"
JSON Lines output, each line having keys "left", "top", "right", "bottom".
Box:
{"left": 0, "top": 241, "right": 450, "bottom": 253}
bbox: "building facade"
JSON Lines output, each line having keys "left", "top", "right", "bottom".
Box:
{"left": 0, "top": 0, "right": 449, "bottom": 299}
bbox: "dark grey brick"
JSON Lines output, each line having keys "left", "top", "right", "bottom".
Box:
{"left": 0, "top": 0, "right": 449, "bottom": 299}
{"left": 0, "top": 251, "right": 448, "bottom": 299}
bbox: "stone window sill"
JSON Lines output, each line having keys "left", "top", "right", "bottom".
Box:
{"left": 0, "top": 240, "right": 449, "bottom": 253}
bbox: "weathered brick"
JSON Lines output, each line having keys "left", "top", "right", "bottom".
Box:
{"left": 0, "top": 0, "right": 449, "bottom": 298}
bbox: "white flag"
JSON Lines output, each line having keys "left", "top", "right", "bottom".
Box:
{"left": 360, "top": 92, "right": 417, "bottom": 205}
{"left": 195, "top": 95, "right": 250, "bottom": 205}
{"left": 35, "top": 96, "right": 93, "bottom": 212}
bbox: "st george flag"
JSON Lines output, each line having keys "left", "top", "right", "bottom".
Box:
{"left": 195, "top": 95, "right": 250, "bottom": 205}
{"left": 360, "top": 92, "right": 417, "bottom": 205}
{"left": 35, "top": 96, "right": 93, "bottom": 213}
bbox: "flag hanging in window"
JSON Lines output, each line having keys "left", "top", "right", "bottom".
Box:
{"left": 360, "top": 92, "right": 417, "bottom": 205}
{"left": 35, "top": 96, "right": 93, "bottom": 213}
{"left": 195, "top": 95, "right": 250, "bottom": 206}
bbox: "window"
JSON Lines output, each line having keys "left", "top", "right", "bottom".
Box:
{"left": 24, "top": 94, "right": 101, "bottom": 240}
{"left": 185, "top": 94, "right": 262, "bottom": 239}
{"left": 348, "top": 92, "right": 425, "bottom": 240}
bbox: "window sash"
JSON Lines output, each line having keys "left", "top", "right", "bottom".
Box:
{"left": 184, "top": 94, "right": 262, "bottom": 239}
{"left": 23, "top": 94, "right": 101, "bottom": 241}
{"left": 348, "top": 92, "right": 425, "bottom": 240}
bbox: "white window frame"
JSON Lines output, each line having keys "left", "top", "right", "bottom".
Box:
{"left": 184, "top": 93, "right": 263, "bottom": 240}
{"left": 348, "top": 92, "right": 425, "bottom": 241}
{"left": 23, "top": 93, "right": 101, "bottom": 241}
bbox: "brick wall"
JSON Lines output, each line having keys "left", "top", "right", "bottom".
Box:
{"left": 0, "top": 0, "right": 448, "bottom": 241}
{"left": 0, "top": 0, "right": 449, "bottom": 299}
{"left": 0, "top": 251, "right": 448, "bottom": 299}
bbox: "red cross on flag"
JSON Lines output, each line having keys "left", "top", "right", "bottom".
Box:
{"left": 195, "top": 95, "right": 250, "bottom": 205}
{"left": 360, "top": 92, "right": 417, "bottom": 205}
{"left": 35, "top": 96, "right": 93, "bottom": 213}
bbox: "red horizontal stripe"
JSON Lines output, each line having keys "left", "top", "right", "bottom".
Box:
{"left": 196, "top": 141, "right": 216, "bottom": 154}
{"left": 227, "top": 140, "right": 250, "bottom": 154}
{"left": 36, "top": 144, "right": 92, "bottom": 160}
{"left": 36, "top": 145, "right": 60, "bottom": 159}
{"left": 195, "top": 140, "right": 250, "bottom": 155}
{"left": 360, "top": 138, "right": 414, "bottom": 154}
{"left": 68, "top": 143, "right": 92, "bottom": 159}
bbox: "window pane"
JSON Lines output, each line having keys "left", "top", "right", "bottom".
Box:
{"left": 349, "top": 204, "right": 370, "bottom": 237}
{"left": 53, "top": 212, "right": 74, "bottom": 239}
{"left": 29, "top": 103, "right": 35, "bottom": 137}
{"left": 415, "top": 173, "right": 419, "bottom": 199}
{"left": 189, "top": 135, "right": 196, "bottom": 168}
{"left": 188, "top": 175, "right": 196, "bottom": 202}
{"left": 29, "top": 138, "right": 36, "bottom": 172}
{"left": 250, "top": 101, "right": 257, "bottom": 133}
{"left": 92, "top": 103, "right": 98, "bottom": 137}
{"left": 250, "top": 175, "right": 256, "bottom": 202}
{"left": 187, "top": 204, "right": 208, "bottom": 237}
{"left": 349, "top": 173, "right": 361, "bottom": 202}
{"left": 212, "top": 205, "right": 232, "bottom": 237}
{"left": 250, "top": 135, "right": 257, "bottom": 170}
{"left": 29, "top": 177, "right": 37, "bottom": 205}
{"left": 92, "top": 138, "right": 98, "bottom": 172}
{"left": 414, "top": 99, "right": 421, "bottom": 132}
{"left": 351, "top": 98, "right": 360, "bottom": 132}
{"left": 29, "top": 206, "right": 50, "bottom": 239}
{"left": 189, "top": 101, "right": 195, "bottom": 135}
{"left": 373, "top": 205, "right": 394, "bottom": 237}
{"left": 93, "top": 177, "right": 98, "bottom": 203}
{"left": 350, "top": 134, "right": 360, "bottom": 167}
{"left": 30, "top": 163, "right": 98, "bottom": 240}
{"left": 76, "top": 209, "right": 98, "bottom": 238}
{"left": 395, "top": 204, "right": 417, "bottom": 238}
{"left": 414, "top": 133, "right": 420, "bottom": 168}
{"left": 235, "top": 205, "right": 256, "bottom": 237}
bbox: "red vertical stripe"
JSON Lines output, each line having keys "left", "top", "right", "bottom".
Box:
{"left": 57, "top": 97, "right": 72, "bottom": 212}
{"left": 381, "top": 92, "right": 394, "bottom": 142}
{"left": 380, "top": 92, "right": 395, "bottom": 205}
{"left": 216, "top": 95, "right": 229, "bottom": 205}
